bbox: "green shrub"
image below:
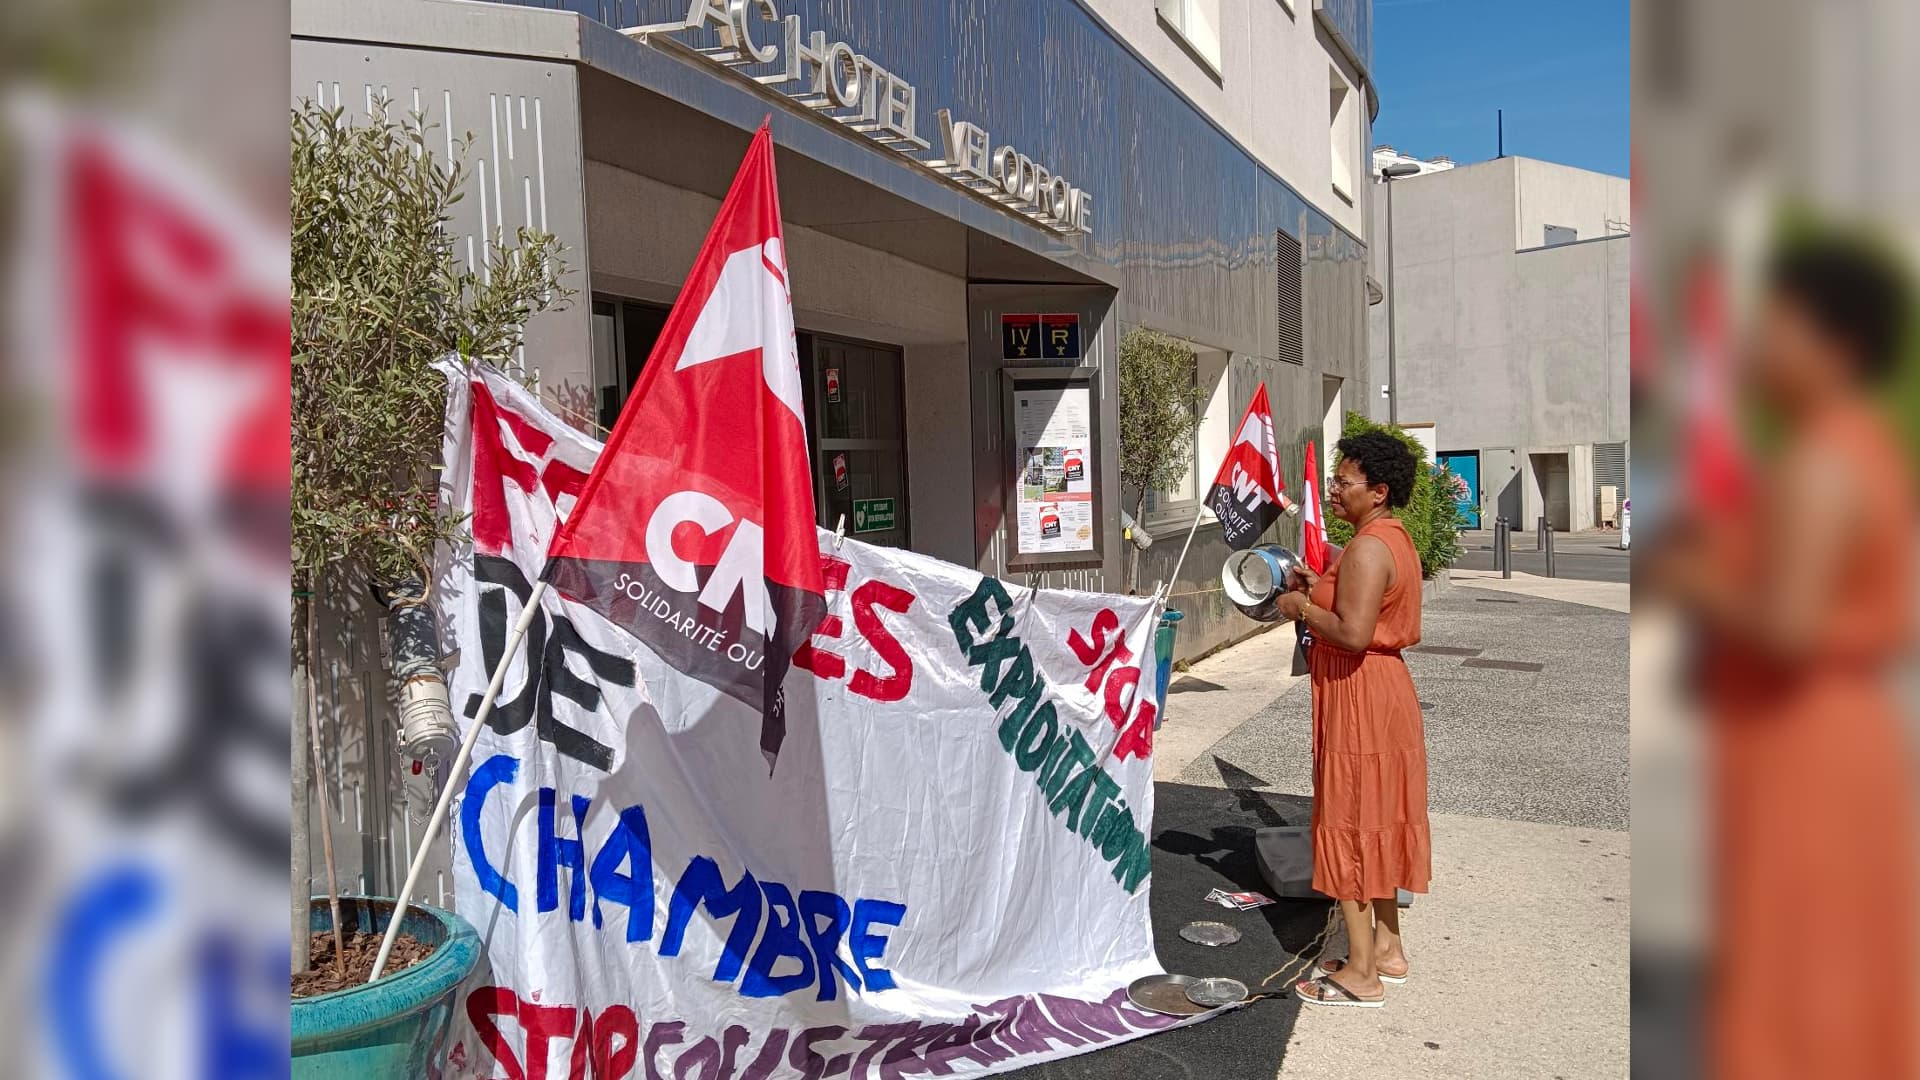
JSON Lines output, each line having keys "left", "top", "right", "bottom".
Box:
{"left": 1323, "top": 412, "right": 1464, "bottom": 578}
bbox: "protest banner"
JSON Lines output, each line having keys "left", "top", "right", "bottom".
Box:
{"left": 437, "top": 364, "right": 1199, "bottom": 1080}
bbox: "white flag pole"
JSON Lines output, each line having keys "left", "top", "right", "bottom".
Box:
{"left": 369, "top": 579, "right": 549, "bottom": 982}
{"left": 1161, "top": 504, "right": 1207, "bottom": 602}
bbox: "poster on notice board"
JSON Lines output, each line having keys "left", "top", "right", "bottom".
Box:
{"left": 1015, "top": 387, "right": 1095, "bottom": 554}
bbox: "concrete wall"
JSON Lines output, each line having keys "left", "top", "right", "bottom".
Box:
{"left": 1369, "top": 159, "right": 1516, "bottom": 436}
{"left": 1129, "top": 246, "right": 1371, "bottom": 663}
{"left": 1368, "top": 157, "right": 1630, "bottom": 532}
{"left": 1512, "top": 158, "right": 1631, "bottom": 251}
{"left": 1081, "top": 0, "right": 1369, "bottom": 238}
{"left": 291, "top": 37, "right": 596, "bottom": 409}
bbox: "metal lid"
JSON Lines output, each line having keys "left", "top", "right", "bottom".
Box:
{"left": 1178, "top": 920, "right": 1243, "bottom": 947}
{"left": 1185, "top": 977, "right": 1250, "bottom": 1007}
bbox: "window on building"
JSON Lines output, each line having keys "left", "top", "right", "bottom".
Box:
{"left": 1329, "top": 67, "right": 1356, "bottom": 201}
{"left": 589, "top": 299, "right": 912, "bottom": 548}
{"left": 800, "top": 333, "right": 911, "bottom": 547}
{"left": 590, "top": 299, "right": 620, "bottom": 432}
{"left": 1156, "top": 0, "right": 1223, "bottom": 74}
{"left": 587, "top": 294, "right": 673, "bottom": 430}
{"left": 1276, "top": 229, "right": 1303, "bottom": 365}
{"left": 1145, "top": 345, "right": 1232, "bottom": 526}
{"left": 1545, "top": 224, "right": 1578, "bottom": 246}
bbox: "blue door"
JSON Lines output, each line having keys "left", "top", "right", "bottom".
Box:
{"left": 1437, "top": 451, "right": 1481, "bottom": 528}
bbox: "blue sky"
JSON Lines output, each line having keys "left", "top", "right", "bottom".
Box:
{"left": 1370, "top": 0, "right": 1629, "bottom": 178}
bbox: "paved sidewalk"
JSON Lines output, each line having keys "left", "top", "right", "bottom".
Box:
{"left": 1024, "top": 584, "right": 1630, "bottom": 1079}
{"left": 1187, "top": 588, "right": 1630, "bottom": 1077}
{"left": 1451, "top": 568, "right": 1630, "bottom": 613}
{"left": 1155, "top": 569, "right": 1629, "bottom": 785}
{"left": 1155, "top": 624, "right": 1307, "bottom": 781}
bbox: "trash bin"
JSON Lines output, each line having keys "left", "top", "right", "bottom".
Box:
{"left": 1154, "top": 609, "right": 1183, "bottom": 728}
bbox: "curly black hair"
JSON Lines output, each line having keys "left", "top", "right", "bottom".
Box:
{"left": 1335, "top": 431, "right": 1417, "bottom": 508}
{"left": 1768, "top": 235, "right": 1913, "bottom": 384}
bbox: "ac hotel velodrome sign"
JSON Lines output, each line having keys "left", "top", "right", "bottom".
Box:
{"left": 630, "top": 0, "right": 1095, "bottom": 236}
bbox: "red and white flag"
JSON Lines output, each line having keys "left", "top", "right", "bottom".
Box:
{"left": 1680, "top": 258, "right": 1750, "bottom": 517}
{"left": 1302, "top": 440, "right": 1330, "bottom": 573}
{"left": 542, "top": 122, "right": 824, "bottom": 769}
{"left": 1203, "top": 384, "right": 1298, "bottom": 550}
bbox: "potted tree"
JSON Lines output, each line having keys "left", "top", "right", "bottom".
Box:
{"left": 290, "top": 98, "right": 570, "bottom": 1075}
{"left": 1115, "top": 327, "right": 1201, "bottom": 714}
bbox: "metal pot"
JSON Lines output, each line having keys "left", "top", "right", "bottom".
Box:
{"left": 1221, "top": 545, "right": 1303, "bottom": 622}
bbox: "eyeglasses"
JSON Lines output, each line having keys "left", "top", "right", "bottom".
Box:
{"left": 1326, "top": 476, "right": 1374, "bottom": 494}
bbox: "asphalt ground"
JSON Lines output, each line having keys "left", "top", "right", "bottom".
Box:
{"left": 1003, "top": 780, "right": 1333, "bottom": 1080}
{"left": 1181, "top": 590, "right": 1631, "bottom": 831}
{"left": 1006, "top": 586, "right": 1631, "bottom": 1078}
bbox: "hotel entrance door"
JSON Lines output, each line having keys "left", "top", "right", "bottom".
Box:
{"left": 801, "top": 333, "right": 909, "bottom": 549}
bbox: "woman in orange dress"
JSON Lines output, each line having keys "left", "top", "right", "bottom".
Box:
{"left": 1657, "top": 238, "right": 1917, "bottom": 1078}
{"left": 1274, "top": 431, "right": 1432, "bottom": 1007}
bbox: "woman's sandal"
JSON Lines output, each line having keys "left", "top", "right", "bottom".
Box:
{"left": 1312, "top": 957, "right": 1409, "bottom": 985}
{"left": 1294, "top": 974, "right": 1386, "bottom": 1007}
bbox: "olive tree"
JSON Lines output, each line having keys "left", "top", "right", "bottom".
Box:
{"left": 290, "top": 98, "right": 571, "bottom": 972}
{"left": 1116, "top": 328, "right": 1201, "bottom": 592}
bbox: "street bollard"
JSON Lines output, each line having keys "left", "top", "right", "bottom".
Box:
{"left": 1544, "top": 522, "right": 1557, "bottom": 578}
{"left": 1494, "top": 516, "right": 1511, "bottom": 578}
{"left": 1537, "top": 515, "right": 1548, "bottom": 552}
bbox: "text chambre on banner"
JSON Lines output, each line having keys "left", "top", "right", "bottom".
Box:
{"left": 461, "top": 750, "right": 908, "bottom": 1004}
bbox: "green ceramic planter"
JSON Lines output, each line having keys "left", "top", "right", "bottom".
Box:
{"left": 292, "top": 897, "right": 480, "bottom": 1079}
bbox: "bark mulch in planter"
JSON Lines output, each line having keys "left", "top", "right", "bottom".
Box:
{"left": 292, "top": 930, "right": 436, "bottom": 998}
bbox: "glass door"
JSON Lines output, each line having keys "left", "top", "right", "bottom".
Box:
{"left": 800, "top": 333, "right": 910, "bottom": 550}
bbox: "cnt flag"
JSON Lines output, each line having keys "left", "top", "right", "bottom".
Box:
{"left": 1302, "top": 440, "right": 1330, "bottom": 573}
{"left": 542, "top": 122, "right": 824, "bottom": 770}
{"left": 1680, "top": 257, "right": 1750, "bottom": 518}
{"left": 1203, "top": 384, "right": 1298, "bottom": 550}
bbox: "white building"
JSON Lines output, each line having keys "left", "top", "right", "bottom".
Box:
{"left": 1371, "top": 155, "right": 1631, "bottom": 532}
{"left": 1372, "top": 144, "right": 1455, "bottom": 177}
{"left": 292, "top": 0, "right": 1386, "bottom": 901}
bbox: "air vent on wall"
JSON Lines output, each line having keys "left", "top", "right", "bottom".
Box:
{"left": 1276, "top": 229, "right": 1303, "bottom": 365}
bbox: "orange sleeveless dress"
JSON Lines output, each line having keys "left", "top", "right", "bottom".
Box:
{"left": 1702, "top": 404, "right": 1917, "bottom": 1080}
{"left": 1307, "top": 515, "right": 1432, "bottom": 901}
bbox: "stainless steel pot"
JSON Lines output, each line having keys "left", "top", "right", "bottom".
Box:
{"left": 1221, "top": 545, "right": 1304, "bottom": 622}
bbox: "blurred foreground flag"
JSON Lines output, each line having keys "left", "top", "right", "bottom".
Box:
{"left": 8, "top": 95, "right": 290, "bottom": 1080}
{"left": 1680, "top": 259, "right": 1751, "bottom": 517}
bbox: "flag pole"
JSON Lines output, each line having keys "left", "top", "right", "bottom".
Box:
{"left": 1160, "top": 505, "right": 1207, "bottom": 602}
{"left": 369, "top": 579, "right": 549, "bottom": 982}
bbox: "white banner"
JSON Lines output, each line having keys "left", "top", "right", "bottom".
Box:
{"left": 437, "top": 364, "right": 1197, "bottom": 1080}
